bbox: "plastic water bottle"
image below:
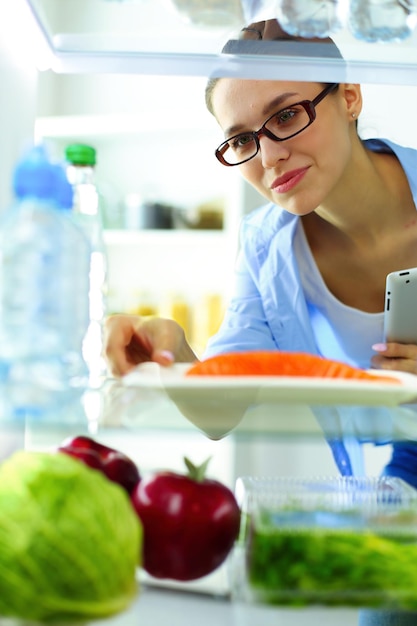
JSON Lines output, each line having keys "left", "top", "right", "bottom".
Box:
{"left": 0, "top": 145, "right": 91, "bottom": 423}
{"left": 65, "top": 144, "right": 108, "bottom": 387}
{"left": 349, "top": 0, "right": 417, "bottom": 42}
{"left": 277, "top": 0, "right": 346, "bottom": 38}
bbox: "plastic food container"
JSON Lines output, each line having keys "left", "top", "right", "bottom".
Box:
{"left": 169, "top": 0, "right": 243, "bottom": 27}
{"left": 232, "top": 476, "right": 417, "bottom": 609}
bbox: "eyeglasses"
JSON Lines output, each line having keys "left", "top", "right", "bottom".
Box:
{"left": 215, "top": 83, "right": 338, "bottom": 167}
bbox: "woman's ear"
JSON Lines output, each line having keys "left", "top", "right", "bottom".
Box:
{"left": 340, "top": 83, "right": 362, "bottom": 119}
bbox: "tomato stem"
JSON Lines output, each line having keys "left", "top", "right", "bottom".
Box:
{"left": 184, "top": 457, "right": 211, "bottom": 482}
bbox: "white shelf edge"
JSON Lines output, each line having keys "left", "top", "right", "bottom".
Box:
{"left": 24, "top": 0, "right": 417, "bottom": 86}
{"left": 35, "top": 112, "right": 216, "bottom": 141}
{"left": 103, "top": 228, "right": 229, "bottom": 246}
{"left": 47, "top": 49, "right": 417, "bottom": 86}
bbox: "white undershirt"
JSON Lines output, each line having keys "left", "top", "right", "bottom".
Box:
{"left": 294, "top": 221, "right": 385, "bottom": 369}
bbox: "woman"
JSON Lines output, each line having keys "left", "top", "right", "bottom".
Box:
{"left": 105, "top": 21, "right": 417, "bottom": 482}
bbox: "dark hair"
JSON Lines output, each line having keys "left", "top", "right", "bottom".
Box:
{"left": 205, "top": 20, "right": 344, "bottom": 116}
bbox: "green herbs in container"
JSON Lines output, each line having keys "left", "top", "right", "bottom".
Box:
{"left": 233, "top": 476, "right": 417, "bottom": 609}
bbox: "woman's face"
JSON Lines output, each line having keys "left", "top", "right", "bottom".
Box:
{"left": 211, "top": 79, "right": 360, "bottom": 216}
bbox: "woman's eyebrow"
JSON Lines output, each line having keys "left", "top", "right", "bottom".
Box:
{"left": 224, "top": 91, "right": 299, "bottom": 137}
{"left": 261, "top": 91, "right": 299, "bottom": 116}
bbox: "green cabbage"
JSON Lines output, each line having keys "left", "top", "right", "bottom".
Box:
{"left": 0, "top": 450, "right": 142, "bottom": 624}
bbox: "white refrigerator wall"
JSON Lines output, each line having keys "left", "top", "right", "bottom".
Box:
{"left": 0, "top": 4, "right": 38, "bottom": 213}
{"left": 0, "top": 3, "right": 40, "bottom": 458}
{"left": 359, "top": 83, "right": 417, "bottom": 147}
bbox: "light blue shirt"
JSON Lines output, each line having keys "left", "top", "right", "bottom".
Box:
{"left": 204, "top": 139, "right": 417, "bottom": 478}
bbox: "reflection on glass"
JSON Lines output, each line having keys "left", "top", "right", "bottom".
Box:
{"left": 349, "top": 0, "right": 417, "bottom": 42}
{"left": 277, "top": 0, "right": 346, "bottom": 37}
{"left": 169, "top": 0, "right": 244, "bottom": 27}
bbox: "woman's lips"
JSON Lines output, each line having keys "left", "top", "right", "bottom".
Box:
{"left": 270, "top": 167, "right": 309, "bottom": 194}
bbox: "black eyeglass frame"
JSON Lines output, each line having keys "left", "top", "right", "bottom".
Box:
{"left": 215, "top": 83, "right": 339, "bottom": 167}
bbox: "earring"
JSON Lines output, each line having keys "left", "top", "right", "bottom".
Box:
{"left": 351, "top": 112, "right": 356, "bottom": 118}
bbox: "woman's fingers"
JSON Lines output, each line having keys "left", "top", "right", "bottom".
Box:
{"left": 371, "top": 342, "right": 417, "bottom": 375}
{"left": 104, "top": 314, "right": 145, "bottom": 376}
{"left": 104, "top": 314, "right": 198, "bottom": 377}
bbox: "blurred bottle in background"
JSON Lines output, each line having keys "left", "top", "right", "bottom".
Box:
{"left": 277, "top": 0, "right": 346, "bottom": 37}
{"left": 166, "top": 294, "right": 192, "bottom": 344}
{"left": 65, "top": 144, "right": 108, "bottom": 386}
{"left": 169, "top": 0, "right": 243, "bottom": 26}
{"left": 0, "top": 144, "right": 90, "bottom": 424}
{"left": 192, "top": 293, "right": 225, "bottom": 356}
{"left": 349, "top": 0, "right": 417, "bottom": 42}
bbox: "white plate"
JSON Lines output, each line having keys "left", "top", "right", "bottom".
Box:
{"left": 122, "top": 363, "right": 417, "bottom": 439}
{"left": 124, "top": 362, "right": 417, "bottom": 404}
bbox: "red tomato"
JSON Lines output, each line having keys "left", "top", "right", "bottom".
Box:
{"left": 130, "top": 458, "right": 240, "bottom": 581}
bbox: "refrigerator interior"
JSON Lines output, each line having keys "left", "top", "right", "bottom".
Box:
{"left": 3, "top": 0, "right": 417, "bottom": 481}
{"left": 1, "top": 1, "right": 417, "bottom": 617}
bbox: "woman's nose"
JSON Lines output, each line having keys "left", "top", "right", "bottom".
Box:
{"left": 258, "top": 135, "right": 290, "bottom": 168}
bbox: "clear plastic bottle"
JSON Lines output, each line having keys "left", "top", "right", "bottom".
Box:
{"left": 65, "top": 144, "right": 108, "bottom": 386}
{"left": 349, "top": 0, "right": 417, "bottom": 42}
{"left": 277, "top": 0, "right": 346, "bottom": 38}
{"left": 0, "top": 144, "right": 91, "bottom": 423}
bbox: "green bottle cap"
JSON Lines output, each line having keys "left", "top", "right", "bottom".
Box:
{"left": 65, "top": 143, "right": 96, "bottom": 166}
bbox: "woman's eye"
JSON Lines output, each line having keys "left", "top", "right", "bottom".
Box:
{"left": 231, "top": 134, "right": 255, "bottom": 151}
{"left": 276, "top": 108, "right": 297, "bottom": 124}
{"left": 266, "top": 105, "right": 305, "bottom": 135}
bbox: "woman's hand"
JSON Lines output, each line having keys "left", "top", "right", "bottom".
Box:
{"left": 104, "top": 314, "right": 198, "bottom": 377}
{"left": 371, "top": 342, "right": 417, "bottom": 375}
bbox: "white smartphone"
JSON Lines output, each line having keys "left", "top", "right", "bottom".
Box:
{"left": 384, "top": 267, "right": 417, "bottom": 344}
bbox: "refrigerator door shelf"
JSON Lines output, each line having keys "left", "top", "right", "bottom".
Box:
{"left": 23, "top": 0, "right": 417, "bottom": 84}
